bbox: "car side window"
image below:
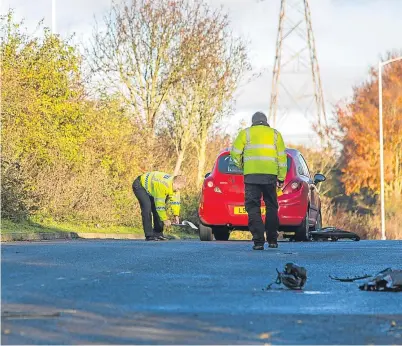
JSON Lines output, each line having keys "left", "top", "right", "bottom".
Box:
{"left": 299, "top": 154, "right": 311, "bottom": 178}
{"left": 294, "top": 156, "right": 304, "bottom": 176}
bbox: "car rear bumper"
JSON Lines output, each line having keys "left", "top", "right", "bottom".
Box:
{"left": 199, "top": 192, "right": 307, "bottom": 227}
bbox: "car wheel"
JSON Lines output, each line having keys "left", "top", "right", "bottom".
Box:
{"left": 295, "top": 211, "right": 310, "bottom": 242}
{"left": 199, "top": 224, "right": 213, "bottom": 241}
{"left": 213, "top": 227, "right": 230, "bottom": 241}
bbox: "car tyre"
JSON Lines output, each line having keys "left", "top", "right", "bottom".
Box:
{"left": 295, "top": 211, "right": 310, "bottom": 242}
{"left": 213, "top": 227, "right": 230, "bottom": 241}
{"left": 199, "top": 224, "right": 213, "bottom": 241}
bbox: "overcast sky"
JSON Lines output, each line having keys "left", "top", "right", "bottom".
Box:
{"left": 2, "top": 0, "right": 401, "bottom": 144}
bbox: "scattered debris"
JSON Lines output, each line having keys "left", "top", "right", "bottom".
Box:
{"left": 117, "top": 271, "right": 132, "bottom": 275}
{"left": 310, "top": 227, "right": 360, "bottom": 241}
{"left": 265, "top": 263, "right": 307, "bottom": 290}
{"left": 359, "top": 268, "right": 402, "bottom": 292}
{"left": 172, "top": 220, "right": 198, "bottom": 230}
{"left": 259, "top": 332, "right": 272, "bottom": 340}
{"left": 388, "top": 320, "right": 402, "bottom": 336}
{"left": 330, "top": 268, "right": 402, "bottom": 292}
{"left": 329, "top": 274, "right": 372, "bottom": 282}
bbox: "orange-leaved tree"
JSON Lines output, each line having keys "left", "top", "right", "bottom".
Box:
{"left": 336, "top": 54, "right": 402, "bottom": 201}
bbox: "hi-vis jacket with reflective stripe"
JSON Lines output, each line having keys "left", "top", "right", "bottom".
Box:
{"left": 140, "top": 172, "right": 180, "bottom": 221}
{"left": 230, "top": 125, "right": 287, "bottom": 182}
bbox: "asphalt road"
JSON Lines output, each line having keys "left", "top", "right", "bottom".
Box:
{"left": 1, "top": 239, "right": 402, "bottom": 345}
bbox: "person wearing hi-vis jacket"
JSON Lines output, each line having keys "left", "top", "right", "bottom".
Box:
{"left": 230, "top": 112, "right": 287, "bottom": 250}
{"left": 132, "top": 172, "right": 187, "bottom": 241}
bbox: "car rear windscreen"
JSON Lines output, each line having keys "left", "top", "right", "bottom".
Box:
{"left": 218, "top": 155, "right": 291, "bottom": 174}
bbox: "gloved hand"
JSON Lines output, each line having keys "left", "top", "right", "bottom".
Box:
{"left": 173, "top": 216, "right": 180, "bottom": 224}
{"left": 277, "top": 180, "right": 284, "bottom": 188}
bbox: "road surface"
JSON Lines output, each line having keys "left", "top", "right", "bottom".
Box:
{"left": 2, "top": 240, "right": 402, "bottom": 344}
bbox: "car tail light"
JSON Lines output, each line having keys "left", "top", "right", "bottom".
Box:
{"left": 203, "top": 176, "right": 214, "bottom": 188}
{"left": 203, "top": 177, "right": 222, "bottom": 193}
{"left": 283, "top": 179, "right": 303, "bottom": 194}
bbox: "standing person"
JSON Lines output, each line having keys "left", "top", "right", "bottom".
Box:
{"left": 132, "top": 172, "right": 187, "bottom": 241}
{"left": 230, "top": 112, "right": 287, "bottom": 250}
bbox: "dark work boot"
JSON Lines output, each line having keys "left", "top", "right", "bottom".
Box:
{"left": 252, "top": 244, "right": 264, "bottom": 250}
{"left": 268, "top": 239, "right": 278, "bottom": 248}
{"left": 145, "top": 236, "right": 159, "bottom": 241}
{"left": 156, "top": 234, "right": 169, "bottom": 241}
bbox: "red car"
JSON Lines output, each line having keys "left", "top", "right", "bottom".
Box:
{"left": 198, "top": 148, "right": 326, "bottom": 241}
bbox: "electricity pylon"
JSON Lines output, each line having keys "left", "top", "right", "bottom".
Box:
{"left": 269, "top": 0, "right": 327, "bottom": 137}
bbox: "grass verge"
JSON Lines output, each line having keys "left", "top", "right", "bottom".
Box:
{"left": 0, "top": 218, "right": 198, "bottom": 240}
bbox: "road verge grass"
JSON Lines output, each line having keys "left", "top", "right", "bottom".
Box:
{"left": 0, "top": 218, "right": 198, "bottom": 241}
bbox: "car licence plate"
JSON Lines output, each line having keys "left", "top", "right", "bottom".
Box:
{"left": 234, "top": 207, "right": 266, "bottom": 215}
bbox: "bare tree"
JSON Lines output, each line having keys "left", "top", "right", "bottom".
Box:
{"left": 194, "top": 41, "right": 249, "bottom": 186}
{"left": 165, "top": 81, "right": 199, "bottom": 176}
{"left": 88, "top": 0, "right": 211, "bottom": 167}
{"left": 158, "top": 4, "right": 249, "bottom": 178}
{"left": 162, "top": 4, "right": 225, "bottom": 176}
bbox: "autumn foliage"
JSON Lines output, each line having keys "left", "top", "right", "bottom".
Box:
{"left": 337, "top": 57, "right": 402, "bottom": 200}
{"left": 0, "top": 4, "right": 246, "bottom": 229}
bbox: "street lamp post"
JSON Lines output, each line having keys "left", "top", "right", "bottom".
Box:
{"left": 378, "top": 56, "right": 402, "bottom": 241}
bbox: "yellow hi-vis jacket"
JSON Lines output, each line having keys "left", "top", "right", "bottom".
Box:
{"left": 140, "top": 171, "right": 180, "bottom": 221}
{"left": 230, "top": 125, "right": 287, "bottom": 182}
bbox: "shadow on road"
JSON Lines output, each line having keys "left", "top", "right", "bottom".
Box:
{"left": 2, "top": 302, "right": 266, "bottom": 345}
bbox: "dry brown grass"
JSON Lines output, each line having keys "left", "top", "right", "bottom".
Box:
{"left": 385, "top": 215, "right": 401, "bottom": 240}
{"left": 230, "top": 231, "right": 252, "bottom": 240}
{"left": 322, "top": 198, "right": 401, "bottom": 240}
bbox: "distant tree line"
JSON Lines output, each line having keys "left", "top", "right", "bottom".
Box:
{"left": 1, "top": 2, "right": 401, "bottom": 239}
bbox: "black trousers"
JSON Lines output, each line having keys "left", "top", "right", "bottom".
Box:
{"left": 245, "top": 183, "right": 279, "bottom": 245}
{"left": 132, "top": 177, "right": 164, "bottom": 237}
